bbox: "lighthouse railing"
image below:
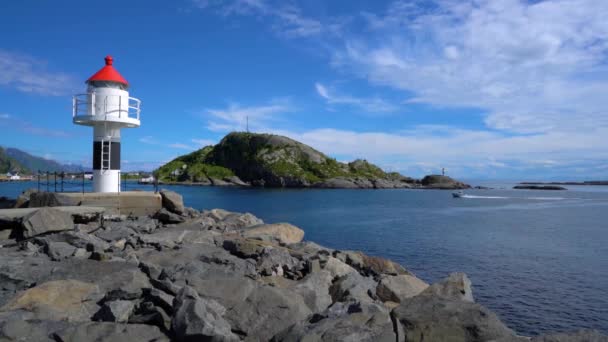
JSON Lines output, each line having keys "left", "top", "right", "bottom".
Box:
{"left": 128, "top": 97, "right": 141, "bottom": 120}
{"left": 73, "top": 93, "right": 93, "bottom": 117}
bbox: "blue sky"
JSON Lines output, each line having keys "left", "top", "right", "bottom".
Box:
{"left": 1, "top": 0, "right": 607, "bottom": 179}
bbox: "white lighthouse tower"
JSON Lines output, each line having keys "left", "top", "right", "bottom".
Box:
{"left": 72, "top": 55, "right": 141, "bottom": 193}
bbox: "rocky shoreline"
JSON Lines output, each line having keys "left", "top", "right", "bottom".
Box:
{"left": 0, "top": 190, "right": 605, "bottom": 341}
{"left": 151, "top": 174, "right": 471, "bottom": 190}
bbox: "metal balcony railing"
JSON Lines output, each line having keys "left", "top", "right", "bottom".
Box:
{"left": 72, "top": 93, "right": 141, "bottom": 121}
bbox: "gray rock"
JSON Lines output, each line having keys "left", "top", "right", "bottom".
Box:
{"left": 335, "top": 250, "right": 409, "bottom": 277}
{"left": 171, "top": 286, "right": 239, "bottom": 342}
{"left": 52, "top": 321, "right": 170, "bottom": 342}
{"left": 14, "top": 188, "right": 37, "bottom": 208}
{"left": 21, "top": 207, "right": 74, "bottom": 239}
{"left": 28, "top": 192, "right": 80, "bottom": 207}
{"left": 392, "top": 294, "right": 517, "bottom": 342}
{"left": 256, "top": 246, "right": 302, "bottom": 276}
{"left": 95, "top": 224, "right": 139, "bottom": 242}
{"left": 330, "top": 270, "right": 377, "bottom": 304}
{"left": 420, "top": 272, "right": 474, "bottom": 302}
{"left": 129, "top": 301, "right": 172, "bottom": 333}
{"left": 209, "top": 177, "right": 236, "bottom": 186}
{"left": 154, "top": 208, "right": 186, "bottom": 225}
{"left": 240, "top": 223, "right": 305, "bottom": 245}
{"left": 184, "top": 277, "right": 311, "bottom": 341}
{"left": 216, "top": 212, "right": 264, "bottom": 231}
{"left": 45, "top": 241, "right": 77, "bottom": 261}
{"left": 273, "top": 301, "right": 395, "bottom": 342}
{"left": 224, "top": 175, "right": 250, "bottom": 186}
{"left": 292, "top": 270, "right": 333, "bottom": 312}
{"left": 143, "top": 288, "right": 174, "bottom": 314}
{"left": 376, "top": 274, "right": 429, "bottom": 303}
{"left": 0, "top": 279, "right": 100, "bottom": 322}
{"left": 160, "top": 189, "right": 184, "bottom": 214}
{"left": 315, "top": 177, "right": 360, "bottom": 189}
{"left": 93, "top": 300, "right": 135, "bottom": 322}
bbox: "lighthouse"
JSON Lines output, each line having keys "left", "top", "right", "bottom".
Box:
{"left": 72, "top": 56, "right": 141, "bottom": 193}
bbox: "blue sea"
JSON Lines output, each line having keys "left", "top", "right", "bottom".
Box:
{"left": 1, "top": 180, "right": 607, "bottom": 336}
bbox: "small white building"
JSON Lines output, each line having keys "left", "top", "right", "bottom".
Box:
{"left": 7, "top": 173, "right": 20, "bottom": 180}
{"left": 139, "top": 176, "right": 155, "bottom": 184}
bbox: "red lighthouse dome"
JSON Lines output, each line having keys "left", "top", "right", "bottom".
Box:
{"left": 86, "top": 55, "right": 129, "bottom": 86}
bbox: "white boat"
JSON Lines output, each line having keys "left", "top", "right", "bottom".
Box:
{"left": 452, "top": 191, "right": 465, "bottom": 198}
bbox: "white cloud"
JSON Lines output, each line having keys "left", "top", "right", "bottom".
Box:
{"left": 169, "top": 143, "right": 194, "bottom": 150}
{"left": 192, "top": 0, "right": 341, "bottom": 38}
{"left": 314, "top": 82, "right": 398, "bottom": 113}
{"left": 192, "top": 138, "right": 216, "bottom": 147}
{"left": 332, "top": 0, "right": 608, "bottom": 135}
{"left": 0, "top": 50, "right": 78, "bottom": 96}
{"left": 139, "top": 136, "right": 158, "bottom": 145}
{"left": 204, "top": 100, "right": 292, "bottom": 132}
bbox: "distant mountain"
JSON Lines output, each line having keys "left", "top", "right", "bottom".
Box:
{"left": 0, "top": 147, "right": 27, "bottom": 173}
{"left": 3, "top": 147, "right": 87, "bottom": 173}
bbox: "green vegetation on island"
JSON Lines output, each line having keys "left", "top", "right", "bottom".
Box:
{"left": 155, "top": 132, "right": 468, "bottom": 189}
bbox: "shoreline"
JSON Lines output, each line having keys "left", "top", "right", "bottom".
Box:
{"left": 0, "top": 190, "right": 605, "bottom": 341}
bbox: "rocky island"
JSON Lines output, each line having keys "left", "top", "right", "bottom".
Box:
{"left": 155, "top": 132, "right": 470, "bottom": 190}
{"left": 0, "top": 190, "right": 605, "bottom": 341}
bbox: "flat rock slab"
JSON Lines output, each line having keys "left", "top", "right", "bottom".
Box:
{"left": 0, "top": 206, "right": 106, "bottom": 222}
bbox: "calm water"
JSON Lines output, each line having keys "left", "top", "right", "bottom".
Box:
{"left": 2, "top": 181, "right": 608, "bottom": 336}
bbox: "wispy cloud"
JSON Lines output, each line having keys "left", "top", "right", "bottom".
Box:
{"left": 315, "top": 82, "right": 398, "bottom": 113}
{"left": 139, "top": 136, "right": 159, "bottom": 145}
{"left": 0, "top": 50, "right": 78, "bottom": 96}
{"left": 168, "top": 143, "right": 193, "bottom": 150}
{"left": 204, "top": 100, "right": 293, "bottom": 132}
{"left": 332, "top": 0, "right": 608, "bottom": 135}
{"left": 192, "top": 138, "right": 216, "bottom": 147}
{"left": 192, "top": 0, "right": 342, "bottom": 38}
{"left": 0, "top": 112, "right": 71, "bottom": 138}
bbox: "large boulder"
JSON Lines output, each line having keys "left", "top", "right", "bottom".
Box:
{"left": 171, "top": 286, "right": 239, "bottom": 342}
{"left": 185, "top": 277, "right": 312, "bottom": 341}
{"left": 419, "top": 272, "right": 474, "bottom": 303}
{"left": 392, "top": 295, "right": 517, "bottom": 342}
{"left": 272, "top": 301, "right": 396, "bottom": 342}
{"left": 0, "top": 280, "right": 100, "bottom": 321}
{"left": 159, "top": 189, "right": 184, "bottom": 215}
{"left": 376, "top": 274, "right": 429, "bottom": 303}
{"left": 21, "top": 207, "right": 74, "bottom": 239}
{"left": 240, "top": 223, "right": 305, "bottom": 245}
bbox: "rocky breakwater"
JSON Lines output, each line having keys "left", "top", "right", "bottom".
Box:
{"left": 0, "top": 190, "right": 604, "bottom": 341}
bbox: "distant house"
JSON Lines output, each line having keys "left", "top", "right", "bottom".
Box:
{"left": 139, "top": 176, "right": 155, "bottom": 184}
{"left": 84, "top": 173, "right": 93, "bottom": 180}
{"left": 7, "top": 172, "right": 21, "bottom": 180}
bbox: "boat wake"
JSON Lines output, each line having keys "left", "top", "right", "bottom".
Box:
{"left": 460, "top": 195, "right": 571, "bottom": 200}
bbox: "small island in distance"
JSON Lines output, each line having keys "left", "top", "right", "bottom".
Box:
{"left": 154, "top": 132, "right": 470, "bottom": 190}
